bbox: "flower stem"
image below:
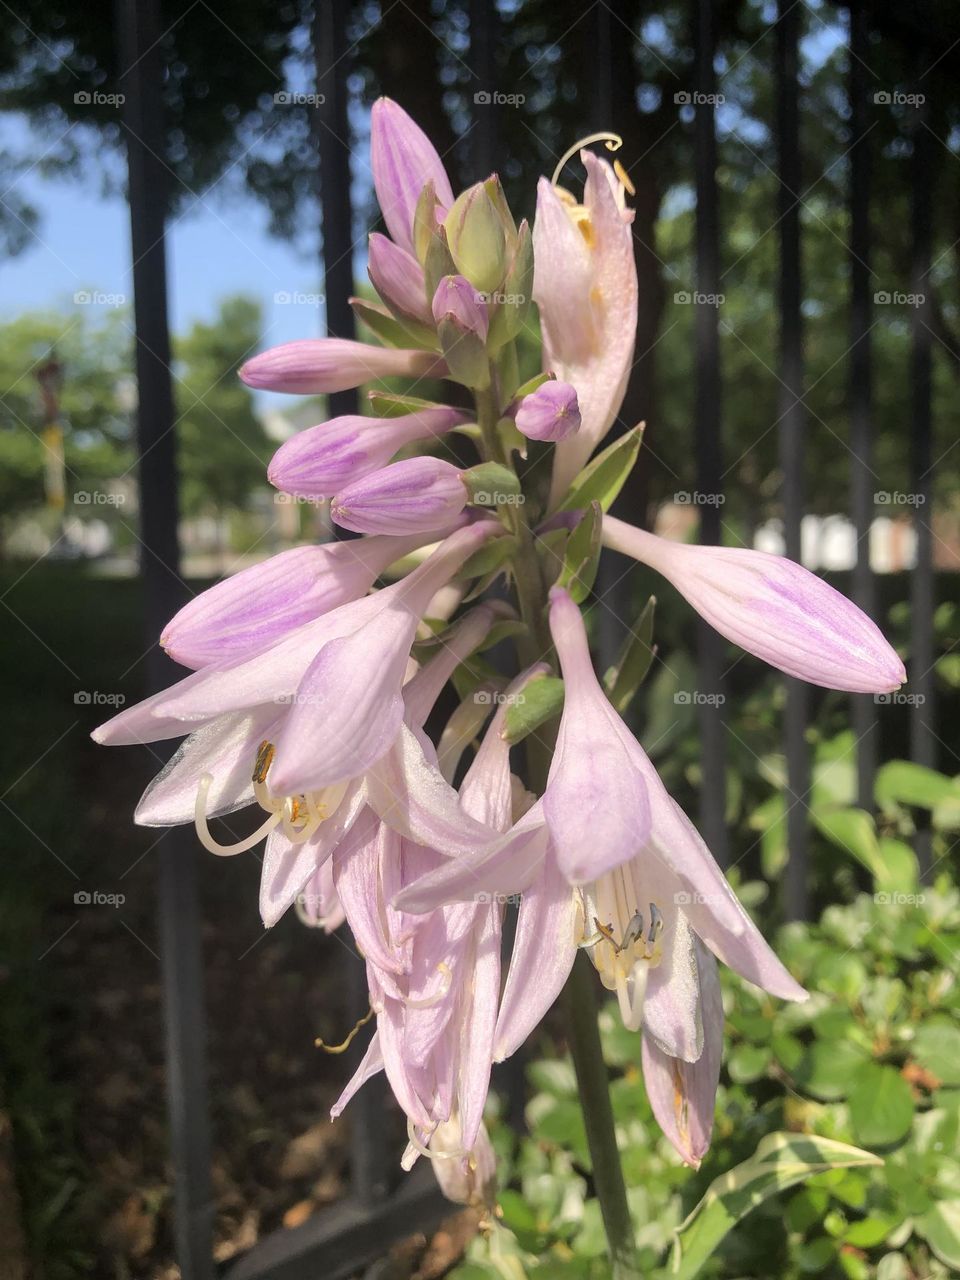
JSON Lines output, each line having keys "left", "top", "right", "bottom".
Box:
{"left": 563, "top": 955, "right": 641, "bottom": 1280}
{"left": 473, "top": 369, "right": 639, "bottom": 1279}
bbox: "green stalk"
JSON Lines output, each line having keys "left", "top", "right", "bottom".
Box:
{"left": 472, "top": 364, "right": 640, "bottom": 1279}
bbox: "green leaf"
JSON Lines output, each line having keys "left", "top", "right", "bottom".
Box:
{"left": 726, "top": 1043, "right": 769, "bottom": 1083}
{"left": 502, "top": 676, "right": 564, "bottom": 746}
{"left": 351, "top": 297, "right": 438, "bottom": 350}
{"left": 367, "top": 389, "right": 448, "bottom": 417}
{"left": 847, "top": 1063, "right": 914, "bottom": 1147}
{"left": 668, "top": 1133, "right": 881, "bottom": 1280}
{"left": 912, "top": 1019, "right": 960, "bottom": 1086}
{"left": 811, "top": 806, "right": 884, "bottom": 880}
{"left": 875, "top": 761, "right": 960, "bottom": 812}
{"left": 794, "top": 1039, "right": 872, "bottom": 1101}
{"left": 457, "top": 534, "right": 519, "bottom": 583}
{"left": 603, "top": 596, "right": 657, "bottom": 714}
{"left": 556, "top": 501, "right": 603, "bottom": 604}
{"left": 557, "top": 424, "right": 643, "bottom": 514}
{"left": 462, "top": 461, "right": 523, "bottom": 503}
{"left": 917, "top": 1199, "right": 960, "bottom": 1269}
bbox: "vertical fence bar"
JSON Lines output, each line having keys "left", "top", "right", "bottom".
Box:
{"left": 848, "top": 2, "right": 878, "bottom": 813}
{"left": 909, "top": 95, "right": 936, "bottom": 881}
{"left": 314, "top": 0, "right": 358, "bottom": 423}
{"left": 775, "top": 0, "right": 811, "bottom": 920}
{"left": 116, "top": 1, "right": 215, "bottom": 1275}
{"left": 469, "top": 0, "right": 499, "bottom": 180}
{"left": 313, "top": 3, "right": 391, "bottom": 1205}
{"left": 693, "top": 0, "right": 729, "bottom": 867}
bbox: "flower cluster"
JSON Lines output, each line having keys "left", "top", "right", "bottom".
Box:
{"left": 95, "top": 99, "right": 906, "bottom": 1200}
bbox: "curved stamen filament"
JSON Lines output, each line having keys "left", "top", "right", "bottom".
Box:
{"left": 405, "top": 961, "right": 452, "bottom": 1008}
{"left": 194, "top": 773, "right": 281, "bottom": 855}
{"left": 315, "top": 1006, "right": 374, "bottom": 1055}
{"left": 551, "top": 131, "right": 623, "bottom": 187}
{"left": 405, "top": 1118, "right": 468, "bottom": 1162}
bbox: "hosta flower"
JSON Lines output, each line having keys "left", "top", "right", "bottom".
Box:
{"left": 514, "top": 379, "right": 581, "bottom": 442}
{"left": 602, "top": 515, "right": 907, "bottom": 693}
{"left": 267, "top": 407, "right": 465, "bottom": 500}
{"left": 533, "top": 144, "right": 638, "bottom": 504}
{"left": 367, "top": 232, "right": 433, "bottom": 325}
{"left": 331, "top": 457, "right": 468, "bottom": 537}
{"left": 400, "top": 588, "right": 806, "bottom": 1165}
{"left": 370, "top": 96, "right": 454, "bottom": 256}
{"left": 240, "top": 337, "right": 445, "bottom": 395}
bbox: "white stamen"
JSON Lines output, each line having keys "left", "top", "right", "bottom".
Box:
{"left": 551, "top": 132, "right": 623, "bottom": 187}
{"left": 193, "top": 773, "right": 281, "bottom": 855}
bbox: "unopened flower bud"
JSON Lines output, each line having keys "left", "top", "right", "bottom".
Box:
{"left": 331, "top": 457, "right": 467, "bottom": 536}
{"left": 515, "top": 380, "right": 581, "bottom": 441}
{"left": 432, "top": 274, "right": 489, "bottom": 341}
{"left": 443, "top": 182, "right": 508, "bottom": 296}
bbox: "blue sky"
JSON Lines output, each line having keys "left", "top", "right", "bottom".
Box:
{"left": 0, "top": 112, "right": 357, "bottom": 353}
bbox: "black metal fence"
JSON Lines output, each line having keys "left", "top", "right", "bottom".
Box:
{"left": 113, "top": 0, "right": 948, "bottom": 1274}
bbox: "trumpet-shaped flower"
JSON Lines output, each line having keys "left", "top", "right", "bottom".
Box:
{"left": 371, "top": 97, "right": 454, "bottom": 256}
{"left": 267, "top": 407, "right": 465, "bottom": 499}
{"left": 160, "top": 532, "right": 432, "bottom": 669}
{"left": 367, "top": 232, "right": 434, "bottom": 325}
{"left": 239, "top": 338, "right": 445, "bottom": 395}
{"left": 533, "top": 149, "right": 638, "bottom": 504}
{"left": 331, "top": 457, "right": 468, "bottom": 537}
{"left": 602, "top": 515, "right": 907, "bottom": 693}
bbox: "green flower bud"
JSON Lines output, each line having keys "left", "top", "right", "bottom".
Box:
{"left": 443, "top": 182, "right": 508, "bottom": 296}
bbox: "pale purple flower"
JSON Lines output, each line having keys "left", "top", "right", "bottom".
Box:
{"left": 367, "top": 232, "right": 433, "bottom": 324}
{"left": 239, "top": 338, "right": 445, "bottom": 395}
{"left": 399, "top": 588, "right": 806, "bottom": 1165}
{"left": 267, "top": 407, "right": 465, "bottom": 499}
{"left": 431, "top": 274, "right": 490, "bottom": 342}
{"left": 160, "top": 532, "right": 434, "bottom": 669}
{"left": 533, "top": 151, "right": 638, "bottom": 503}
{"left": 371, "top": 97, "right": 454, "bottom": 256}
{"left": 331, "top": 457, "right": 467, "bottom": 537}
{"left": 602, "top": 515, "right": 907, "bottom": 693}
{"left": 514, "top": 379, "right": 581, "bottom": 442}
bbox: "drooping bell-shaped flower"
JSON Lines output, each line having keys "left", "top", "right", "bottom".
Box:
{"left": 267, "top": 408, "right": 465, "bottom": 500}
{"left": 371, "top": 97, "right": 455, "bottom": 255}
{"left": 514, "top": 379, "right": 581, "bottom": 442}
{"left": 160, "top": 532, "right": 431, "bottom": 669}
{"left": 331, "top": 457, "right": 468, "bottom": 537}
{"left": 239, "top": 338, "right": 445, "bottom": 395}
{"left": 601, "top": 515, "right": 907, "bottom": 693}
{"left": 533, "top": 148, "right": 638, "bottom": 504}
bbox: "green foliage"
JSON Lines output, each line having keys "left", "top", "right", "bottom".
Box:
{"left": 455, "top": 884, "right": 960, "bottom": 1279}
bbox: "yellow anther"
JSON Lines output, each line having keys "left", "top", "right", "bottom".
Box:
{"left": 613, "top": 158, "right": 635, "bottom": 196}
{"left": 252, "top": 739, "right": 275, "bottom": 785}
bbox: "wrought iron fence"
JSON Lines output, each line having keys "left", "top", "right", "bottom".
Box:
{"left": 113, "top": 0, "right": 947, "bottom": 1274}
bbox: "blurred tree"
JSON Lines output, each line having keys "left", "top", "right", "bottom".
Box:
{"left": 0, "top": 308, "right": 133, "bottom": 548}
{"left": 175, "top": 295, "right": 272, "bottom": 525}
